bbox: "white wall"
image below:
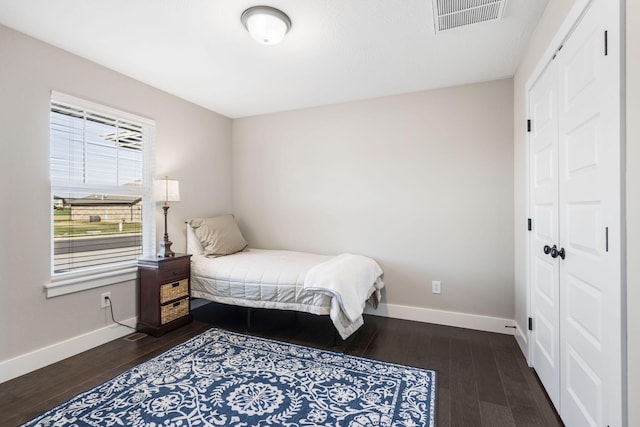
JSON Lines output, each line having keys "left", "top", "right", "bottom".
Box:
{"left": 626, "top": 1, "right": 639, "bottom": 424}
{"left": 0, "top": 24, "right": 232, "bottom": 363}
{"left": 232, "top": 79, "right": 514, "bottom": 320}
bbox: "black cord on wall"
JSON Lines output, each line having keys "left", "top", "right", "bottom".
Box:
{"left": 105, "top": 296, "right": 135, "bottom": 330}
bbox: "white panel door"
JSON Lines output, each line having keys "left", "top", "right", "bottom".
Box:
{"left": 528, "top": 59, "right": 560, "bottom": 411}
{"left": 556, "top": 0, "right": 621, "bottom": 425}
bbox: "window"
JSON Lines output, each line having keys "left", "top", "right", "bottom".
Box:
{"left": 47, "top": 92, "right": 155, "bottom": 297}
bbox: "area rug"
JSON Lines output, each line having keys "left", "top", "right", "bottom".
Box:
{"left": 23, "top": 328, "right": 437, "bottom": 426}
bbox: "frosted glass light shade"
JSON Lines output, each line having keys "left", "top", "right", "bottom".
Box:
{"left": 154, "top": 178, "right": 180, "bottom": 203}
{"left": 241, "top": 6, "right": 291, "bottom": 45}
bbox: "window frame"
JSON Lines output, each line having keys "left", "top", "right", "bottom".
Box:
{"left": 45, "top": 91, "right": 156, "bottom": 298}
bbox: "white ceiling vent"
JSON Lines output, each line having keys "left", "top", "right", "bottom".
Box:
{"left": 432, "top": 0, "right": 507, "bottom": 33}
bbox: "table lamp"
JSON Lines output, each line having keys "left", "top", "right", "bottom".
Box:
{"left": 154, "top": 176, "right": 180, "bottom": 257}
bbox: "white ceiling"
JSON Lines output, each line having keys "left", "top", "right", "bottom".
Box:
{"left": 0, "top": 0, "right": 548, "bottom": 118}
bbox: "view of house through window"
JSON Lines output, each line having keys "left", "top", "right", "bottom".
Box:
{"left": 52, "top": 194, "right": 143, "bottom": 273}
{"left": 50, "top": 93, "right": 154, "bottom": 275}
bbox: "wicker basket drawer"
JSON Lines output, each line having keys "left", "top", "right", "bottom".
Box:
{"left": 160, "top": 279, "right": 189, "bottom": 304}
{"left": 161, "top": 297, "right": 189, "bottom": 325}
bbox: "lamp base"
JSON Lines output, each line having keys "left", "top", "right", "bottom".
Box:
{"left": 157, "top": 239, "right": 175, "bottom": 258}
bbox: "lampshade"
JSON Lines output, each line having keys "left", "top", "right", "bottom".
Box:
{"left": 154, "top": 178, "right": 180, "bottom": 203}
{"left": 241, "top": 6, "right": 291, "bottom": 45}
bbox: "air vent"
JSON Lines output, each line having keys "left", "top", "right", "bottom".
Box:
{"left": 432, "top": 0, "right": 507, "bottom": 33}
{"left": 123, "top": 332, "right": 148, "bottom": 342}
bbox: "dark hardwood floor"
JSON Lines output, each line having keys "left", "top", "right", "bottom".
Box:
{"left": 0, "top": 302, "right": 563, "bottom": 426}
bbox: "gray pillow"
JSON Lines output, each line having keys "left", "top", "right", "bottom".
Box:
{"left": 186, "top": 215, "right": 248, "bottom": 257}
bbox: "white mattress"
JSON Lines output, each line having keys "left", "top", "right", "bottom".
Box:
{"left": 190, "top": 249, "right": 334, "bottom": 315}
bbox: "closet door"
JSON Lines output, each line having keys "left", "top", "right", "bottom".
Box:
{"left": 528, "top": 59, "right": 560, "bottom": 410}
{"left": 556, "top": 0, "right": 621, "bottom": 425}
{"left": 528, "top": 1, "right": 622, "bottom": 424}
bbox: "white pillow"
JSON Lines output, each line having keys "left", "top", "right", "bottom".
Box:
{"left": 186, "top": 223, "right": 204, "bottom": 256}
{"left": 185, "top": 215, "right": 247, "bottom": 257}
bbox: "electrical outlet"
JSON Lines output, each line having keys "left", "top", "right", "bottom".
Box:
{"left": 432, "top": 281, "right": 441, "bottom": 294}
{"left": 101, "top": 292, "right": 111, "bottom": 308}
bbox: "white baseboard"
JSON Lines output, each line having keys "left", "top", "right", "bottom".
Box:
{"left": 1, "top": 304, "right": 516, "bottom": 384}
{"left": 515, "top": 322, "right": 530, "bottom": 364}
{"left": 0, "top": 317, "right": 136, "bottom": 384}
{"left": 365, "top": 303, "right": 516, "bottom": 335}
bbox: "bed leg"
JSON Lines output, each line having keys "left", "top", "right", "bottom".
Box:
{"left": 331, "top": 315, "right": 341, "bottom": 346}
{"left": 247, "top": 308, "right": 252, "bottom": 331}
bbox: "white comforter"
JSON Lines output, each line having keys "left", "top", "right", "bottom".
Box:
{"left": 304, "top": 254, "right": 384, "bottom": 338}
{"left": 190, "top": 249, "right": 384, "bottom": 339}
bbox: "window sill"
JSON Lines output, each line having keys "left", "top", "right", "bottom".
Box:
{"left": 45, "top": 262, "right": 138, "bottom": 298}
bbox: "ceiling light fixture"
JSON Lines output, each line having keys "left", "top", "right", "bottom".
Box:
{"left": 241, "top": 6, "right": 291, "bottom": 45}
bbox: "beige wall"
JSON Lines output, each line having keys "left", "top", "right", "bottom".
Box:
{"left": 232, "top": 79, "right": 515, "bottom": 319}
{"left": 0, "top": 24, "right": 232, "bottom": 361}
{"left": 626, "top": 1, "right": 639, "bottom": 424}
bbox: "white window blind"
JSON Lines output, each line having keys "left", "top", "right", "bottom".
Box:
{"left": 50, "top": 92, "right": 155, "bottom": 278}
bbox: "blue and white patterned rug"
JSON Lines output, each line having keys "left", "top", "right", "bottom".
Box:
{"left": 23, "top": 328, "right": 437, "bottom": 426}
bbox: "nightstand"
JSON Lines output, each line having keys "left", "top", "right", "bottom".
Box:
{"left": 136, "top": 253, "right": 192, "bottom": 337}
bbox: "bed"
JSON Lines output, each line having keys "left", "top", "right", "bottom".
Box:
{"left": 186, "top": 215, "right": 384, "bottom": 339}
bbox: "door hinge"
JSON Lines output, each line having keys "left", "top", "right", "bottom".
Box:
{"left": 528, "top": 317, "right": 533, "bottom": 331}
{"left": 527, "top": 119, "right": 531, "bottom": 132}
{"left": 604, "top": 30, "right": 608, "bottom": 56}
{"left": 527, "top": 218, "right": 532, "bottom": 231}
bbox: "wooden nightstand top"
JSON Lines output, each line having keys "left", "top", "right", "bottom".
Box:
{"left": 137, "top": 253, "right": 191, "bottom": 269}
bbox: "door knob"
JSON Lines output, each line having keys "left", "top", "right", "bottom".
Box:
{"left": 548, "top": 244, "right": 566, "bottom": 260}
